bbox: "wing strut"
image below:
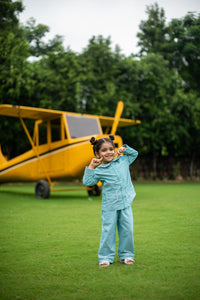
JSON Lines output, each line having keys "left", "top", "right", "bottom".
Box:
{"left": 19, "top": 116, "right": 55, "bottom": 189}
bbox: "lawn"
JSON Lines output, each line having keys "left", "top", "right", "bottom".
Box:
{"left": 0, "top": 183, "right": 199, "bottom": 300}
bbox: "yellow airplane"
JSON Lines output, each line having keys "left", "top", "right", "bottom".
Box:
{"left": 0, "top": 101, "right": 140, "bottom": 198}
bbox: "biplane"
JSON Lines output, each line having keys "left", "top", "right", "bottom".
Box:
{"left": 0, "top": 101, "right": 140, "bottom": 198}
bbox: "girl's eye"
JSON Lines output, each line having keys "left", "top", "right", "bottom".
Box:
{"left": 101, "top": 148, "right": 114, "bottom": 152}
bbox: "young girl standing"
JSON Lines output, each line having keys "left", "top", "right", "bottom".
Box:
{"left": 83, "top": 135, "right": 138, "bottom": 267}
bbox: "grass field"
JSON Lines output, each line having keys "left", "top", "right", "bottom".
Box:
{"left": 0, "top": 182, "right": 199, "bottom": 300}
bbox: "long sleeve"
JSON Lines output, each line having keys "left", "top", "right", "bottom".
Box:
{"left": 123, "top": 145, "right": 138, "bottom": 165}
{"left": 83, "top": 167, "right": 100, "bottom": 186}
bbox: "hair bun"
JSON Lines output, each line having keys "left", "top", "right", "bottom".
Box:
{"left": 90, "top": 137, "right": 97, "bottom": 145}
{"left": 109, "top": 135, "right": 115, "bottom": 141}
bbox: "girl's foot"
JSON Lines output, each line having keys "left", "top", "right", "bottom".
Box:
{"left": 120, "top": 258, "right": 134, "bottom": 265}
{"left": 99, "top": 261, "right": 110, "bottom": 267}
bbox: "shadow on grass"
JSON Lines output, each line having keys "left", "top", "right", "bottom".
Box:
{"left": 0, "top": 188, "right": 100, "bottom": 200}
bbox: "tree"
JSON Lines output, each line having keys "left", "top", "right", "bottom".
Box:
{"left": 137, "top": 3, "right": 168, "bottom": 56}
{"left": 0, "top": 0, "right": 29, "bottom": 104}
{"left": 78, "top": 35, "right": 123, "bottom": 115}
{"left": 169, "top": 90, "right": 200, "bottom": 177}
{"left": 114, "top": 56, "right": 140, "bottom": 119}
{"left": 166, "top": 13, "right": 200, "bottom": 92}
{"left": 136, "top": 4, "right": 200, "bottom": 177}
{"left": 137, "top": 3, "right": 200, "bottom": 93}
{"left": 126, "top": 53, "right": 183, "bottom": 177}
{"left": 0, "top": 0, "right": 67, "bottom": 158}
{"left": 28, "top": 49, "right": 81, "bottom": 112}
{"left": 23, "top": 18, "right": 64, "bottom": 57}
{"left": 0, "top": 0, "right": 23, "bottom": 31}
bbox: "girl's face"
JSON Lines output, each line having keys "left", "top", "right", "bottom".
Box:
{"left": 95, "top": 142, "right": 115, "bottom": 164}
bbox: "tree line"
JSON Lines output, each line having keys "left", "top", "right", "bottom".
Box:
{"left": 0, "top": 1, "right": 200, "bottom": 179}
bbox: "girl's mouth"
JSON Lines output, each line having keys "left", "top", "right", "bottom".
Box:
{"left": 105, "top": 155, "right": 113, "bottom": 159}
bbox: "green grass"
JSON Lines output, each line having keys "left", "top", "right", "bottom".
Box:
{"left": 0, "top": 182, "right": 200, "bottom": 300}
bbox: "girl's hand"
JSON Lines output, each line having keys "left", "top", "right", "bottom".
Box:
{"left": 88, "top": 157, "right": 103, "bottom": 169}
{"left": 115, "top": 146, "right": 126, "bottom": 157}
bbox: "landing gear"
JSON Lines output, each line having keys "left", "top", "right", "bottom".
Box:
{"left": 35, "top": 180, "right": 50, "bottom": 199}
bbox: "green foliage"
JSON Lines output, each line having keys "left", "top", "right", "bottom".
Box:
{"left": 137, "top": 3, "right": 168, "bottom": 55}
{"left": 0, "top": 0, "right": 29, "bottom": 103}
{"left": 32, "top": 50, "right": 82, "bottom": 111}
{"left": 166, "top": 12, "right": 200, "bottom": 92}
{"left": 0, "top": 0, "right": 31, "bottom": 157}
{"left": 137, "top": 4, "right": 200, "bottom": 93}
{"left": 0, "top": 0, "right": 23, "bottom": 31}
{"left": 122, "top": 53, "right": 181, "bottom": 156}
{"left": 78, "top": 35, "right": 122, "bottom": 115}
{"left": 169, "top": 90, "right": 200, "bottom": 156}
{"left": 23, "top": 18, "right": 64, "bottom": 57}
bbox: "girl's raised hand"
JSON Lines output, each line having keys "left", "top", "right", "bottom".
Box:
{"left": 115, "top": 146, "right": 126, "bottom": 157}
{"left": 88, "top": 157, "right": 103, "bottom": 169}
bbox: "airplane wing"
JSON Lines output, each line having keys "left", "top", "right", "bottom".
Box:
{"left": 0, "top": 104, "right": 140, "bottom": 126}
{"left": 0, "top": 104, "right": 63, "bottom": 120}
{"left": 98, "top": 116, "right": 140, "bottom": 127}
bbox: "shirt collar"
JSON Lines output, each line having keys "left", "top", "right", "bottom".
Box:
{"left": 99, "top": 156, "right": 120, "bottom": 168}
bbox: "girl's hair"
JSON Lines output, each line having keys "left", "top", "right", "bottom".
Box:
{"left": 90, "top": 135, "right": 115, "bottom": 154}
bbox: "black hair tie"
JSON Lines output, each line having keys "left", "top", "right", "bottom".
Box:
{"left": 109, "top": 135, "right": 115, "bottom": 141}
{"left": 90, "top": 137, "right": 96, "bottom": 145}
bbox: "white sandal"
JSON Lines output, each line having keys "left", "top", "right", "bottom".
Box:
{"left": 99, "top": 261, "right": 110, "bottom": 267}
{"left": 120, "top": 258, "right": 134, "bottom": 265}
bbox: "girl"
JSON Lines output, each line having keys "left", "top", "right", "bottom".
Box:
{"left": 83, "top": 135, "right": 138, "bottom": 267}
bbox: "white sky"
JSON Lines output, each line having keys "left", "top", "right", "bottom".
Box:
{"left": 19, "top": 0, "right": 200, "bottom": 56}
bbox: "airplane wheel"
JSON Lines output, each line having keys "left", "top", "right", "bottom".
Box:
{"left": 88, "top": 184, "right": 102, "bottom": 197}
{"left": 35, "top": 180, "right": 50, "bottom": 199}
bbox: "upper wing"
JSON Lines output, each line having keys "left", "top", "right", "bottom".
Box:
{"left": 0, "top": 104, "right": 140, "bottom": 127}
{"left": 0, "top": 104, "right": 63, "bottom": 120}
{"left": 98, "top": 116, "right": 141, "bottom": 127}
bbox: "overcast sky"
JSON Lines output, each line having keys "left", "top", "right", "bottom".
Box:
{"left": 19, "top": 0, "right": 200, "bottom": 56}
